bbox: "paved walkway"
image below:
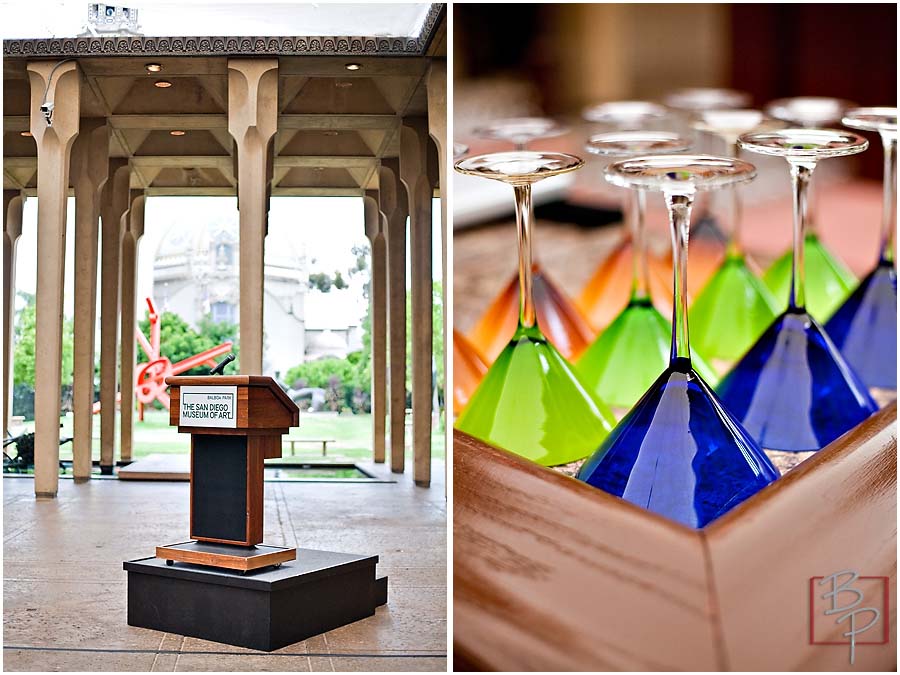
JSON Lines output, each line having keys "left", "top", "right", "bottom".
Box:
{"left": 3, "top": 460, "right": 447, "bottom": 671}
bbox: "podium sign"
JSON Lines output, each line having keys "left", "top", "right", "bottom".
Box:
{"left": 179, "top": 385, "right": 237, "bottom": 428}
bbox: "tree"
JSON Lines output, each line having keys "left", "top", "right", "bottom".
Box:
{"left": 307, "top": 272, "right": 333, "bottom": 293}
{"left": 285, "top": 357, "right": 356, "bottom": 390}
{"left": 13, "top": 294, "right": 74, "bottom": 388}
{"left": 284, "top": 354, "right": 370, "bottom": 413}
{"left": 196, "top": 315, "right": 241, "bottom": 366}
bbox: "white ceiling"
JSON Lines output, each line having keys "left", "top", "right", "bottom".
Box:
{"left": 0, "top": 1, "right": 433, "bottom": 39}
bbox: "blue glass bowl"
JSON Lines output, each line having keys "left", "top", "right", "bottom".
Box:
{"left": 717, "top": 309, "right": 878, "bottom": 451}
{"left": 825, "top": 262, "right": 897, "bottom": 390}
{"left": 577, "top": 358, "right": 779, "bottom": 529}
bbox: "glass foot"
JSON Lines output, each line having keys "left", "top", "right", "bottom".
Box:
{"left": 470, "top": 263, "right": 594, "bottom": 362}
{"left": 689, "top": 254, "right": 778, "bottom": 363}
{"left": 453, "top": 329, "right": 488, "bottom": 416}
{"left": 825, "top": 263, "right": 898, "bottom": 390}
{"left": 577, "top": 359, "right": 778, "bottom": 529}
{"left": 577, "top": 298, "right": 719, "bottom": 409}
{"left": 576, "top": 238, "right": 671, "bottom": 330}
{"left": 716, "top": 309, "right": 878, "bottom": 451}
{"left": 763, "top": 233, "right": 856, "bottom": 320}
{"left": 455, "top": 326, "right": 615, "bottom": 466}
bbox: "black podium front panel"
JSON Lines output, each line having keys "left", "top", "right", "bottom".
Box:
{"left": 192, "top": 435, "right": 247, "bottom": 542}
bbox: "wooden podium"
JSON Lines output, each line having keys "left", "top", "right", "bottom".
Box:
{"left": 157, "top": 375, "right": 299, "bottom": 572}
{"left": 125, "top": 370, "right": 388, "bottom": 651}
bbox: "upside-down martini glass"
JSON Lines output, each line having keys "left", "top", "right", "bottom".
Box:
{"left": 688, "top": 110, "right": 783, "bottom": 365}
{"left": 577, "top": 101, "right": 680, "bottom": 328}
{"left": 825, "top": 107, "right": 898, "bottom": 390}
{"left": 577, "top": 155, "right": 778, "bottom": 529}
{"left": 467, "top": 118, "right": 594, "bottom": 362}
{"left": 717, "top": 129, "right": 877, "bottom": 451}
{"left": 664, "top": 88, "right": 753, "bottom": 114}
{"left": 576, "top": 132, "right": 718, "bottom": 411}
{"left": 454, "top": 152, "right": 616, "bottom": 466}
{"left": 471, "top": 117, "right": 569, "bottom": 152}
{"left": 664, "top": 88, "right": 753, "bottom": 244}
{"left": 763, "top": 97, "right": 859, "bottom": 319}
{"left": 451, "top": 142, "right": 490, "bottom": 415}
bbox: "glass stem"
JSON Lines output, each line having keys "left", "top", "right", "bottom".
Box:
{"left": 879, "top": 131, "right": 896, "bottom": 266}
{"left": 806, "top": 163, "right": 820, "bottom": 237}
{"left": 514, "top": 184, "right": 536, "bottom": 328}
{"left": 726, "top": 139, "right": 743, "bottom": 258}
{"left": 627, "top": 189, "right": 650, "bottom": 300}
{"left": 789, "top": 161, "right": 815, "bottom": 312}
{"left": 665, "top": 191, "right": 693, "bottom": 364}
{"left": 726, "top": 186, "right": 743, "bottom": 258}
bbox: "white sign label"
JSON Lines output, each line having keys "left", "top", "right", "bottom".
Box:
{"left": 179, "top": 386, "right": 238, "bottom": 428}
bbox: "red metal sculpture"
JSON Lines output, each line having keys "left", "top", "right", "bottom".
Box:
{"left": 93, "top": 298, "right": 233, "bottom": 420}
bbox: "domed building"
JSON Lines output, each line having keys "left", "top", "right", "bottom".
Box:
{"left": 152, "top": 219, "right": 308, "bottom": 376}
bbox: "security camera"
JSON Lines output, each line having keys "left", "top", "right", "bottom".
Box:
{"left": 40, "top": 102, "right": 54, "bottom": 126}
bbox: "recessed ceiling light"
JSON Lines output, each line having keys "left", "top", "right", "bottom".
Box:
{"left": 154, "top": 80, "right": 173, "bottom": 88}
{"left": 145, "top": 63, "right": 162, "bottom": 73}
{"left": 335, "top": 81, "right": 353, "bottom": 89}
{"left": 170, "top": 130, "right": 185, "bottom": 136}
{"left": 345, "top": 63, "right": 361, "bottom": 71}
{"left": 19, "top": 131, "right": 32, "bottom": 137}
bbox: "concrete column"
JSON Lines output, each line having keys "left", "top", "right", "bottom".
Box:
{"left": 3, "top": 191, "right": 25, "bottom": 437}
{"left": 99, "top": 159, "right": 130, "bottom": 474}
{"left": 426, "top": 61, "right": 448, "bottom": 483}
{"left": 378, "top": 159, "right": 408, "bottom": 473}
{"left": 400, "top": 119, "right": 437, "bottom": 488}
{"left": 27, "top": 60, "right": 81, "bottom": 498}
{"left": 363, "top": 190, "right": 387, "bottom": 464}
{"left": 228, "top": 58, "right": 278, "bottom": 375}
{"left": 70, "top": 119, "right": 108, "bottom": 481}
{"left": 119, "top": 191, "right": 145, "bottom": 464}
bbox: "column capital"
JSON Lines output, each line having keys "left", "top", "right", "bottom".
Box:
{"left": 227, "top": 58, "right": 279, "bottom": 143}
{"left": 363, "top": 189, "right": 382, "bottom": 241}
{"left": 4, "top": 190, "right": 25, "bottom": 242}
{"left": 377, "top": 158, "right": 406, "bottom": 225}
{"left": 426, "top": 61, "right": 447, "bottom": 143}
{"left": 400, "top": 117, "right": 439, "bottom": 195}
{"left": 101, "top": 159, "right": 131, "bottom": 236}
{"left": 27, "top": 60, "right": 81, "bottom": 151}
{"left": 70, "top": 118, "right": 109, "bottom": 195}
{"left": 125, "top": 190, "right": 146, "bottom": 240}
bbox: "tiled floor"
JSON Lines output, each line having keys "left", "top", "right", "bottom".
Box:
{"left": 3, "top": 459, "right": 447, "bottom": 672}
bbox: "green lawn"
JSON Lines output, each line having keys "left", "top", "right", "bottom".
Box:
{"left": 11, "top": 409, "right": 445, "bottom": 461}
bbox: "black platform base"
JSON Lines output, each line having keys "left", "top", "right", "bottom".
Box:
{"left": 124, "top": 548, "right": 388, "bottom": 651}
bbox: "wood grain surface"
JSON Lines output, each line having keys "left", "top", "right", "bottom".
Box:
{"left": 453, "top": 432, "right": 719, "bottom": 671}
{"left": 453, "top": 403, "right": 897, "bottom": 671}
{"left": 705, "top": 402, "right": 897, "bottom": 671}
{"left": 155, "top": 543, "right": 296, "bottom": 571}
